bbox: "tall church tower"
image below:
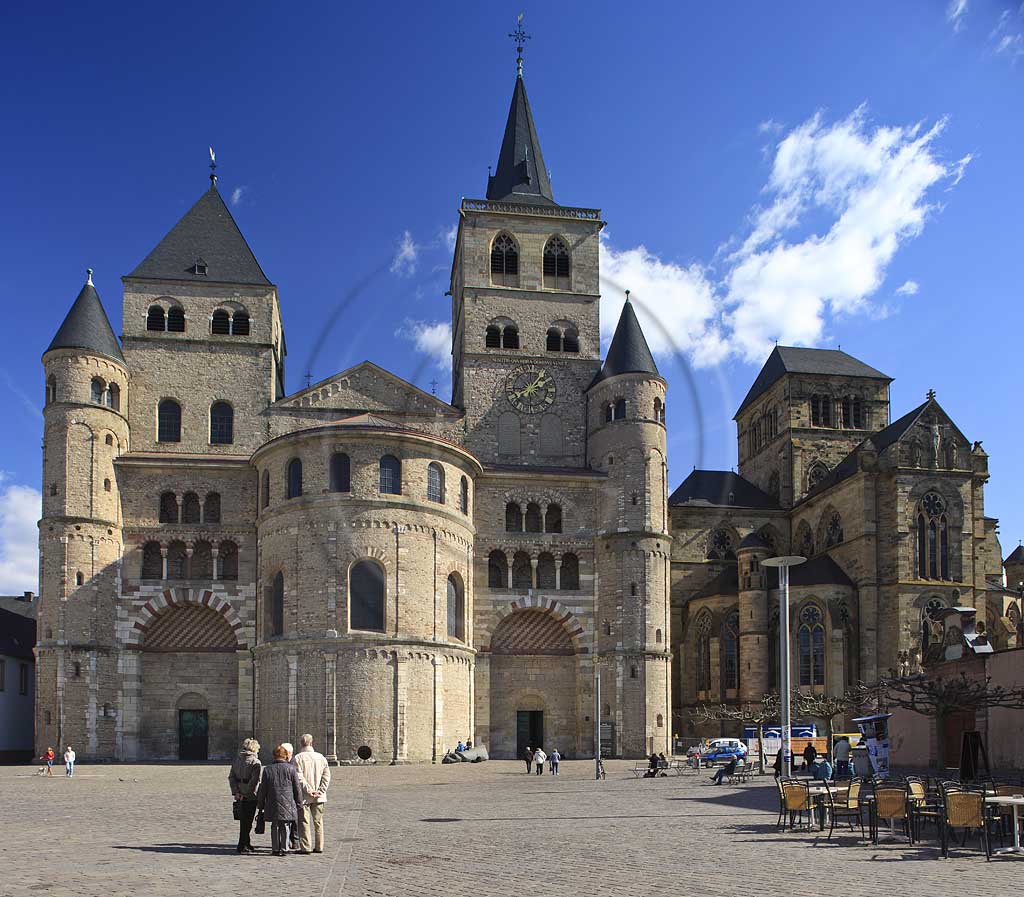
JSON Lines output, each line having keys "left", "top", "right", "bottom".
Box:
{"left": 38, "top": 271, "right": 129, "bottom": 758}
{"left": 587, "top": 301, "right": 672, "bottom": 756}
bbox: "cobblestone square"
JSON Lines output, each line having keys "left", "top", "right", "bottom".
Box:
{"left": 2, "top": 760, "right": 1021, "bottom": 897}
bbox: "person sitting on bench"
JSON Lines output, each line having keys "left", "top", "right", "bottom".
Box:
{"left": 709, "top": 757, "right": 738, "bottom": 785}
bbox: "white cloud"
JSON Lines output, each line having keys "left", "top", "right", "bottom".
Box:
{"left": 895, "top": 280, "right": 920, "bottom": 296}
{"left": 947, "top": 0, "right": 969, "bottom": 32}
{"left": 395, "top": 319, "right": 451, "bottom": 370}
{"left": 390, "top": 230, "right": 419, "bottom": 276}
{"left": 0, "top": 482, "right": 40, "bottom": 594}
{"left": 442, "top": 223, "right": 458, "bottom": 252}
{"left": 758, "top": 119, "right": 783, "bottom": 135}
{"left": 230, "top": 186, "right": 247, "bottom": 206}
{"left": 990, "top": 8, "right": 1024, "bottom": 61}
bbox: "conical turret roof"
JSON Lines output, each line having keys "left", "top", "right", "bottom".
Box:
{"left": 46, "top": 273, "right": 124, "bottom": 363}
{"left": 590, "top": 300, "right": 659, "bottom": 387}
{"left": 128, "top": 185, "right": 271, "bottom": 285}
{"left": 486, "top": 75, "right": 556, "bottom": 206}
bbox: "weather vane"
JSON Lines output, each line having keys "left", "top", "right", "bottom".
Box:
{"left": 209, "top": 146, "right": 217, "bottom": 186}
{"left": 509, "top": 13, "right": 530, "bottom": 77}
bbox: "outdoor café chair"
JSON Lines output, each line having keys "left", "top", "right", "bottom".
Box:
{"left": 873, "top": 785, "right": 913, "bottom": 845}
{"left": 781, "top": 779, "right": 815, "bottom": 831}
{"left": 940, "top": 789, "right": 993, "bottom": 860}
{"left": 824, "top": 776, "right": 865, "bottom": 840}
{"left": 906, "top": 776, "right": 941, "bottom": 840}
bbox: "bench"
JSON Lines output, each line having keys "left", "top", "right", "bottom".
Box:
{"left": 726, "top": 761, "right": 753, "bottom": 784}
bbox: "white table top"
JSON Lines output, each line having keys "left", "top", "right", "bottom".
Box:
{"left": 987, "top": 795, "right": 1024, "bottom": 805}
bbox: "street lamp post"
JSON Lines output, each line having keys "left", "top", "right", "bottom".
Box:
{"left": 762, "top": 554, "right": 806, "bottom": 779}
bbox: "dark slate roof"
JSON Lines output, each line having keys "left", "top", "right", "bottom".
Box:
{"left": 690, "top": 565, "right": 739, "bottom": 601}
{"left": 735, "top": 346, "right": 891, "bottom": 418}
{"left": 669, "top": 470, "right": 779, "bottom": 509}
{"left": 486, "top": 75, "right": 556, "bottom": 206}
{"left": 127, "top": 186, "right": 272, "bottom": 285}
{"left": 738, "top": 532, "right": 767, "bottom": 550}
{"left": 590, "top": 300, "right": 660, "bottom": 387}
{"left": 0, "top": 607, "right": 35, "bottom": 660}
{"left": 1005, "top": 545, "right": 1024, "bottom": 566}
{"left": 46, "top": 276, "right": 124, "bottom": 363}
{"left": 765, "top": 554, "right": 855, "bottom": 590}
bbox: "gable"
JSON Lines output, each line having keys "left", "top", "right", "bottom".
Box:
{"left": 882, "top": 400, "right": 971, "bottom": 469}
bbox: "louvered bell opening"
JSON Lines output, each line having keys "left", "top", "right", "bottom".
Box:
{"left": 211, "top": 310, "right": 231, "bottom": 335}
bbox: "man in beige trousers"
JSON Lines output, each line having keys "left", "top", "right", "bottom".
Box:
{"left": 293, "top": 733, "right": 331, "bottom": 854}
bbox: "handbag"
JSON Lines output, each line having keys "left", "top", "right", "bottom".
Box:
{"left": 232, "top": 801, "right": 244, "bottom": 821}
{"left": 254, "top": 810, "right": 266, "bottom": 834}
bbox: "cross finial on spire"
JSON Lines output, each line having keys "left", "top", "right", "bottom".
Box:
{"left": 209, "top": 146, "right": 217, "bottom": 187}
{"left": 86, "top": 268, "right": 93, "bottom": 286}
{"left": 624, "top": 289, "right": 631, "bottom": 303}
{"left": 509, "top": 13, "right": 531, "bottom": 78}
{"left": 926, "top": 388, "right": 936, "bottom": 401}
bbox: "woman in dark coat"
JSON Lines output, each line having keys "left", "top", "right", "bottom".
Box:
{"left": 256, "top": 744, "right": 304, "bottom": 856}
{"left": 228, "top": 738, "right": 263, "bottom": 853}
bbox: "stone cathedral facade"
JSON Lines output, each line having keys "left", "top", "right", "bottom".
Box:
{"left": 35, "top": 59, "right": 671, "bottom": 762}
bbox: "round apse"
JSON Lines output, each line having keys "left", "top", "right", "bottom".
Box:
{"left": 356, "top": 745, "right": 372, "bottom": 761}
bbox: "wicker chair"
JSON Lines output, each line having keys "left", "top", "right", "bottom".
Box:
{"left": 775, "top": 776, "right": 787, "bottom": 830}
{"left": 873, "top": 785, "right": 913, "bottom": 844}
{"left": 824, "top": 777, "right": 865, "bottom": 839}
{"left": 782, "top": 779, "right": 815, "bottom": 831}
{"left": 941, "top": 790, "right": 992, "bottom": 859}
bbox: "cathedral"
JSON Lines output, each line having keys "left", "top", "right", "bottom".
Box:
{"left": 35, "top": 52, "right": 1011, "bottom": 763}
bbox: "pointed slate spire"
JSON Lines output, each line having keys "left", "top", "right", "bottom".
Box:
{"left": 486, "top": 74, "right": 556, "bottom": 206}
{"left": 128, "top": 184, "right": 272, "bottom": 285}
{"left": 591, "top": 296, "right": 659, "bottom": 386}
{"left": 46, "top": 270, "right": 125, "bottom": 363}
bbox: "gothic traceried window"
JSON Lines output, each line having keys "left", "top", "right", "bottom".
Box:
{"left": 707, "top": 529, "right": 735, "bottom": 561}
{"left": 490, "top": 233, "right": 519, "bottom": 286}
{"left": 918, "top": 491, "right": 950, "bottom": 580}
{"left": 721, "top": 611, "right": 739, "bottom": 692}
{"left": 807, "top": 461, "right": 829, "bottom": 493}
{"left": 543, "top": 236, "right": 570, "bottom": 290}
{"left": 825, "top": 512, "right": 844, "bottom": 547}
{"left": 798, "top": 605, "right": 826, "bottom": 686}
{"left": 696, "top": 614, "right": 712, "bottom": 693}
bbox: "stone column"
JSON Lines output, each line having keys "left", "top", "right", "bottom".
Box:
{"left": 185, "top": 547, "right": 193, "bottom": 580}
{"left": 160, "top": 547, "right": 168, "bottom": 581}
{"left": 473, "top": 654, "right": 490, "bottom": 750}
{"left": 530, "top": 557, "right": 538, "bottom": 590}
{"left": 433, "top": 655, "right": 444, "bottom": 760}
{"left": 324, "top": 653, "right": 337, "bottom": 763}
{"left": 555, "top": 559, "right": 562, "bottom": 591}
{"left": 286, "top": 654, "right": 298, "bottom": 743}
{"left": 393, "top": 654, "right": 408, "bottom": 763}
{"left": 211, "top": 548, "right": 219, "bottom": 581}
{"left": 506, "top": 552, "right": 513, "bottom": 590}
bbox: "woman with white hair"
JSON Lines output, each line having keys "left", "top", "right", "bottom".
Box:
{"left": 228, "top": 737, "right": 262, "bottom": 853}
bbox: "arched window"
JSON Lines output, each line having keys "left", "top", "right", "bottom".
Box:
{"left": 498, "top": 412, "right": 520, "bottom": 456}
{"left": 546, "top": 327, "right": 562, "bottom": 351}
{"left": 653, "top": 397, "right": 663, "bottom": 423}
{"left": 810, "top": 395, "right": 832, "bottom": 427}
{"left": 379, "top": 455, "right": 401, "bottom": 494}
{"left": 537, "top": 552, "right": 556, "bottom": 589}
{"left": 540, "top": 414, "right": 563, "bottom": 456}
{"left": 921, "top": 597, "right": 945, "bottom": 655}
{"left": 232, "top": 310, "right": 250, "bottom": 336}
{"left": 852, "top": 397, "right": 864, "bottom": 429}
{"left": 218, "top": 540, "right": 238, "bottom": 580}
{"left": 525, "top": 502, "right": 542, "bottom": 533}
{"left": 545, "top": 503, "right": 562, "bottom": 533}
{"left": 181, "top": 492, "right": 201, "bottom": 524}
{"left": 203, "top": 492, "right": 221, "bottom": 524}
{"left": 211, "top": 309, "right": 231, "bottom": 335}
{"left": 103, "top": 478, "right": 111, "bottom": 492}
{"left": 270, "top": 571, "right": 284, "bottom": 637}
{"left": 460, "top": 476, "right": 469, "bottom": 515}
{"left": 511, "top": 551, "right": 532, "bottom": 590}
{"left": 505, "top": 502, "right": 523, "bottom": 532}
{"left": 798, "top": 605, "right": 826, "bottom": 686}
{"left": 447, "top": 573, "right": 465, "bottom": 640}
{"left": 75, "top": 571, "right": 84, "bottom": 587}
{"left": 543, "top": 236, "right": 570, "bottom": 289}
{"left": 350, "top": 560, "right": 385, "bottom": 631}
{"left": 157, "top": 399, "right": 181, "bottom": 443}
{"left": 46, "top": 376, "right": 56, "bottom": 404}
{"left": 613, "top": 398, "right": 626, "bottom": 420}
{"left": 159, "top": 492, "right": 178, "bottom": 524}
{"left": 824, "top": 512, "right": 844, "bottom": 548}
{"left": 563, "top": 327, "right": 579, "bottom": 353}
{"left": 796, "top": 521, "right": 814, "bottom": 558}
{"left": 166, "top": 306, "right": 185, "bottom": 332}
{"left": 261, "top": 470, "right": 270, "bottom": 510}
{"left": 286, "top": 458, "right": 303, "bottom": 499}
{"left": 696, "top": 614, "right": 712, "bottom": 693}
{"left": 768, "top": 606, "right": 780, "bottom": 687}
{"left": 90, "top": 377, "right": 104, "bottom": 404}
{"left": 166, "top": 541, "right": 188, "bottom": 580}
{"left": 146, "top": 305, "right": 166, "bottom": 331}
{"left": 141, "top": 541, "right": 163, "bottom": 579}
{"left": 427, "top": 462, "right": 445, "bottom": 503}
{"left": 721, "top": 611, "right": 739, "bottom": 692}
{"left": 502, "top": 324, "right": 520, "bottom": 350}
{"left": 560, "top": 553, "right": 580, "bottom": 590}
{"left": 191, "top": 541, "right": 213, "bottom": 579}
{"left": 485, "top": 324, "right": 502, "bottom": 348}
{"left": 329, "top": 453, "right": 350, "bottom": 493}
{"left": 707, "top": 529, "right": 735, "bottom": 561}
{"left": 210, "top": 402, "right": 233, "bottom": 445}
{"left": 655, "top": 628, "right": 663, "bottom": 644}
{"left": 490, "top": 233, "right": 519, "bottom": 286}
{"left": 807, "top": 461, "right": 829, "bottom": 492}
{"left": 917, "top": 491, "right": 950, "bottom": 580}
{"left": 488, "top": 551, "right": 508, "bottom": 588}
{"left": 105, "top": 434, "right": 113, "bottom": 446}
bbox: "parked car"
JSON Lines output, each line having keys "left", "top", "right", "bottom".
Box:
{"left": 700, "top": 738, "right": 748, "bottom": 764}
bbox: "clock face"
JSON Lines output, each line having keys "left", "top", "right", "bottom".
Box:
{"left": 505, "top": 367, "right": 556, "bottom": 414}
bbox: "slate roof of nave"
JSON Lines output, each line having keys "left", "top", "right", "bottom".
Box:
{"left": 669, "top": 469, "right": 778, "bottom": 510}
{"left": 687, "top": 553, "right": 854, "bottom": 602}
{"left": 1004, "top": 545, "right": 1024, "bottom": 566}
{"left": 735, "top": 346, "right": 892, "bottom": 418}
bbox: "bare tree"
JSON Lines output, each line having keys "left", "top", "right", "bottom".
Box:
{"left": 877, "top": 671, "right": 1024, "bottom": 718}
{"left": 694, "top": 693, "right": 780, "bottom": 773}
{"left": 793, "top": 688, "right": 873, "bottom": 749}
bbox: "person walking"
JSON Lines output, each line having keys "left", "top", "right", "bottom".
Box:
{"left": 533, "top": 746, "right": 546, "bottom": 775}
{"left": 281, "top": 742, "right": 301, "bottom": 851}
{"left": 256, "top": 745, "right": 304, "bottom": 857}
{"left": 63, "top": 746, "right": 76, "bottom": 778}
{"left": 802, "top": 742, "right": 817, "bottom": 772}
{"left": 229, "top": 737, "right": 263, "bottom": 854}
{"left": 523, "top": 746, "right": 533, "bottom": 774}
{"left": 293, "top": 734, "right": 331, "bottom": 855}
{"left": 42, "top": 747, "right": 55, "bottom": 776}
{"left": 549, "top": 748, "right": 560, "bottom": 776}
{"left": 833, "top": 737, "right": 851, "bottom": 778}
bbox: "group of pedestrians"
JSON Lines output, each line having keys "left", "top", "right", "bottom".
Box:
{"left": 522, "top": 745, "right": 561, "bottom": 775}
{"left": 229, "top": 734, "right": 332, "bottom": 857}
{"left": 37, "top": 746, "right": 75, "bottom": 777}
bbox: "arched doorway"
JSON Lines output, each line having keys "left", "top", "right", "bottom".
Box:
{"left": 489, "top": 609, "right": 579, "bottom": 759}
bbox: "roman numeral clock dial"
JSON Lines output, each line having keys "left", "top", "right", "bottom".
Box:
{"left": 505, "top": 366, "right": 556, "bottom": 414}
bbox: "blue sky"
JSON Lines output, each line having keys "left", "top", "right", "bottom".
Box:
{"left": 1, "top": 1, "right": 1022, "bottom": 592}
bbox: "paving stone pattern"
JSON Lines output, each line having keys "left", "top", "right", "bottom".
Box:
{"left": 1, "top": 761, "right": 1019, "bottom": 897}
